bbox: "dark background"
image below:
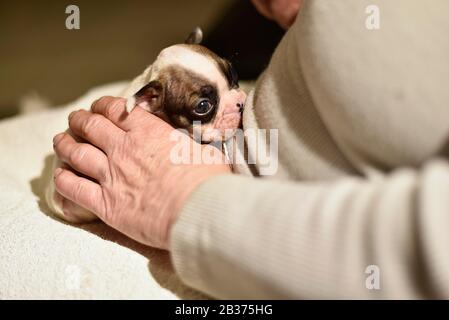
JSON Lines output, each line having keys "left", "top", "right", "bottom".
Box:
{"left": 0, "top": 0, "right": 283, "bottom": 119}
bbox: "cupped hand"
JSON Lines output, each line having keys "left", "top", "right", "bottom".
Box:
{"left": 52, "top": 97, "right": 231, "bottom": 250}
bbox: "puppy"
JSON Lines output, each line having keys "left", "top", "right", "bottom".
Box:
{"left": 45, "top": 28, "right": 247, "bottom": 223}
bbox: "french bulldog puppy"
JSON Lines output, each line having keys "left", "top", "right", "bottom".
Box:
{"left": 45, "top": 28, "right": 247, "bottom": 223}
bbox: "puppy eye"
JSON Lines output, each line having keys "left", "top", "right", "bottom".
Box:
{"left": 194, "top": 99, "right": 213, "bottom": 115}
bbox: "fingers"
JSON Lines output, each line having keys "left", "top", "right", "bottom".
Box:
{"left": 68, "top": 109, "right": 124, "bottom": 154}
{"left": 90, "top": 96, "right": 151, "bottom": 131}
{"left": 54, "top": 167, "right": 106, "bottom": 218}
{"left": 53, "top": 132, "right": 110, "bottom": 183}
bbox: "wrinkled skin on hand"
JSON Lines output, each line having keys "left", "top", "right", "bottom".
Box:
{"left": 53, "top": 97, "right": 230, "bottom": 250}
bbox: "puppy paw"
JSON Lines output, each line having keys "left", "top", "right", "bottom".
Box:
{"left": 45, "top": 158, "right": 98, "bottom": 223}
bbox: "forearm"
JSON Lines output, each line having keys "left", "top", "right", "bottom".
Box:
{"left": 170, "top": 159, "right": 449, "bottom": 299}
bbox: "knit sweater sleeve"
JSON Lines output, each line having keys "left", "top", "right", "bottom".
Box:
{"left": 171, "top": 160, "right": 449, "bottom": 299}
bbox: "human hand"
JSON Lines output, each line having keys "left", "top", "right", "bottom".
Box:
{"left": 251, "top": 0, "right": 303, "bottom": 29}
{"left": 52, "top": 97, "right": 231, "bottom": 250}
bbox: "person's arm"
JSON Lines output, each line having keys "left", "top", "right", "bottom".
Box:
{"left": 54, "top": 97, "right": 449, "bottom": 299}
{"left": 171, "top": 159, "right": 449, "bottom": 299}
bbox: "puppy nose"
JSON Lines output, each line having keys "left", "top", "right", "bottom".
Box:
{"left": 237, "top": 103, "right": 244, "bottom": 112}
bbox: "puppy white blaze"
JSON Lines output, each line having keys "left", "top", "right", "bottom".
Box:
{"left": 150, "top": 45, "right": 228, "bottom": 91}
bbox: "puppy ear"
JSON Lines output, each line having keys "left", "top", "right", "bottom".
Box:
{"left": 134, "top": 80, "right": 163, "bottom": 113}
{"left": 185, "top": 27, "right": 203, "bottom": 44}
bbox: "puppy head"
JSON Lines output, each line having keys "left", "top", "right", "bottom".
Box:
{"left": 133, "top": 30, "right": 246, "bottom": 142}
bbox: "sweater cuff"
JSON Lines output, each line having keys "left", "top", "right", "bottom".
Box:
{"left": 169, "top": 174, "right": 250, "bottom": 296}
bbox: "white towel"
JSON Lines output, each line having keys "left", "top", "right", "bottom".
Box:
{"left": 0, "top": 82, "right": 206, "bottom": 299}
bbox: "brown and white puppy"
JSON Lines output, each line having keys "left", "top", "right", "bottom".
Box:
{"left": 124, "top": 28, "right": 246, "bottom": 142}
{"left": 46, "top": 28, "right": 247, "bottom": 223}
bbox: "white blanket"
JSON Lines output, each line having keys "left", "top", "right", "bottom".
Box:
{"left": 0, "top": 82, "right": 205, "bottom": 299}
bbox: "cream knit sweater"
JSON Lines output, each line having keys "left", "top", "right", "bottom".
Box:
{"left": 170, "top": 0, "right": 449, "bottom": 299}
